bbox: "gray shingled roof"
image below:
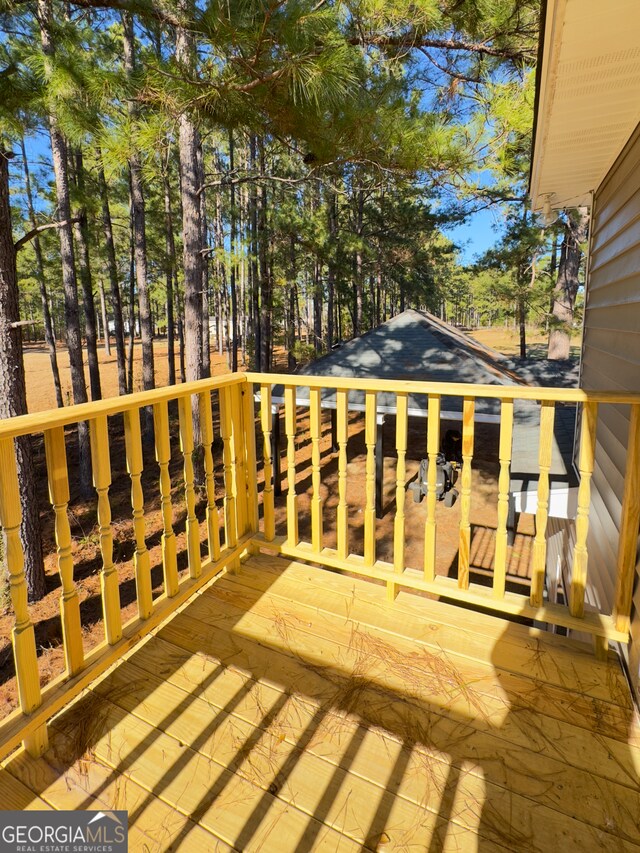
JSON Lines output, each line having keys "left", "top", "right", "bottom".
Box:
{"left": 272, "top": 309, "right": 525, "bottom": 420}
{"left": 269, "top": 308, "right": 577, "bottom": 498}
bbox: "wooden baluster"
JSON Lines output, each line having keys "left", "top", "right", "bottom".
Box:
{"left": 458, "top": 397, "right": 475, "bottom": 589}
{"left": 44, "top": 427, "right": 84, "bottom": 674}
{"left": 336, "top": 389, "right": 349, "bottom": 560}
{"left": 389, "top": 392, "right": 408, "bottom": 600}
{"left": 424, "top": 394, "right": 441, "bottom": 581}
{"left": 570, "top": 401, "right": 598, "bottom": 617}
{"left": 243, "top": 382, "right": 259, "bottom": 537}
{"left": 614, "top": 404, "right": 640, "bottom": 634}
{"left": 284, "top": 385, "right": 299, "bottom": 547}
{"left": 310, "top": 387, "right": 324, "bottom": 553}
{"left": 530, "top": 400, "right": 556, "bottom": 606}
{"left": 199, "top": 391, "right": 221, "bottom": 562}
{"left": 260, "top": 384, "right": 275, "bottom": 541}
{"left": 0, "top": 438, "right": 48, "bottom": 756}
{"left": 153, "top": 400, "right": 178, "bottom": 597}
{"left": 220, "top": 385, "right": 238, "bottom": 551}
{"left": 123, "top": 408, "right": 153, "bottom": 619}
{"left": 364, "top": 391, "right": 377, "bottom": 567}
{"left": 177, "top": 395, "right": 202, "bottom": 579}
{"left": 89, "top": 415, "right": 122, "bottom": 644}
{"left": 493, "top": 399, "right": 514, "bottom": 599}
{"left": 231, "top": 383, "right": 249, "bottom": 539}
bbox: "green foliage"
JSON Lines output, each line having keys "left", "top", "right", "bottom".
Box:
{"left": 2, "top": 0, "right": 544, "bottom": 371}
{"left": 292, "top": 341, "right": 316, "bottom": 365}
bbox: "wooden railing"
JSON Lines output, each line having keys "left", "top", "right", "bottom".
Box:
{"left": 1, "top": 370, "right": 640, "bottom": 761}
{"left": 246, "top": 373, "right": 640, "bottom": 652}
{"left": 0, "top": 373, "right": 257, "bottom": 761}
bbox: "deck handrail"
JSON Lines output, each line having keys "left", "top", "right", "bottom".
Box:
{"left": 0, "top": 372, "right": 246, "bottom": 441}
{"left": 249, "top": 373, "right": 640, "bottom": 652}
{"left": 245, "top": 371, "right": 640, "bottom": 405}
{"left": 1, "top": 369, "right": 640, "bottom": 764}
{"left": 0, "top": 372, "right": 257, "bottom": 762}
{"left": 4, "top": 371, "right": 640, "bottom": 443}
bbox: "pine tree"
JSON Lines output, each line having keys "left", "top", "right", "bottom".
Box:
{"left": 38, "top": 0, "right": 92, "bottom": 497}
{"left": 122, "top": 13, "right": 154, "bottom": 414}
{"left": 0, "top": 145, "right": 46, "bottom": 600}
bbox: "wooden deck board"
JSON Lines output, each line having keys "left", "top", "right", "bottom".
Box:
{"left": 86, "top": 662, "right": 509, "bottom": 851}
{"left": 2, "top": 553, "right": 640, "bottom": 852}
{"left": 5, "top": 727, "right": 224, "bottom": 851}
{"left": 243, "top": 553, "right": 625, "bottom": 669}
{"left": 225, "top": 559, "right": 638, "bottom": 742}
{"left": 95, "top": 637, "right": 640, "bottom": 847}
{"left": 220, "top": 557, "right": 635, "bottom": 718}
{"left": 164, "top": 580, "right": 640, "bottom": 792}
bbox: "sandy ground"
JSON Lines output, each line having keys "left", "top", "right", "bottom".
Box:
{"left": 22, "top": 326, "right": 582, "bottom": 412}
{"left": 0, "top": 334, "right": 535, "bottom": 720}
{"left": 23, "top": 339, "right": 245, "bottom": 413}
{"left": 469, "top": 325, "right": 582, "bottom": 360}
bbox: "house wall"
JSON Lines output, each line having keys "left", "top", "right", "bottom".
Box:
{"left": 580, "top": 119, "right": 640, "bottom": 695}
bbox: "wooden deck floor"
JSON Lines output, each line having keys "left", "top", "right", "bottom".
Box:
{"left": 2, "top": 553, "right": 640, "bottom": 851}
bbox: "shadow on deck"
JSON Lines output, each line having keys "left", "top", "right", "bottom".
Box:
{"left": 2, "top": 553, "right": 639, "bottom": 852}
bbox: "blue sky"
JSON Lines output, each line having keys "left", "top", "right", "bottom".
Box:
{"left": 442, "top": 207, "right": 503, "bottom": 265}
{"left": 17, "top": 132, "right": 505, "bottom": 264}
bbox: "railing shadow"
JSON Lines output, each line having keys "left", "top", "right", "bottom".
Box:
{"left": 5, "top": 558, "right": 637, "bottom": 851}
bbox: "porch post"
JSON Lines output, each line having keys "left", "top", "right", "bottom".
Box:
{"left": 376, "top": 413, "right": 385, "bottom": 518}
{"left": 272, "top": 406, "right": 282, "bottom": 497}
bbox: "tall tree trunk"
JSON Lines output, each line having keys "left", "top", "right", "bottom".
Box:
{"left": 312, "top": 180, "right": 323, "bottom": 353}
{"left": 354, "top": 187, "right": 364, "bottom": 337}
{"left": 212, "top": 190, "right": 226, "bottom": 356}
{"left": 326, "top": 188, "right": 336, "bottom": 351}
{"left": 177, "top": 298, "right": 186, "bottom": 383}
{"left": 288, "top": 236, "right": 297, "bottom": 370}
{"left": 249, "top": 135, "right": 260, "bottom": 369}
{"left": 241, "top": 165, "right": 248, "bottom": 365}
{"left": 545, "top": 231, "right": 559, "bottom": 332}
{"left": 240, "top": 227, "right": 247, "bottom": 364}
{"left": 518, "top": 294, "right": 527, "bottom": 359}
{"left": 0, "top": 147, "right": 46, "bottom": 600}
{"left": 295, "top": 277, "right": 302, "bottom": 341}
{"left": 162, "top": 166, "right": 176, "bottom": 386}
{"left": 127, "top": 195, "right": 135, "bottom": 392}
{"left": 176, "top": 2, "right": 204, "bottom": 458}
{"left": 548, "top": 209, "right": 589, "bottom": 360}
{"left": 313, "top": 256, "right": 322, "bottom": 353}
{"left": 228, "top": 130, "right": 239, "bottom": 372}
{"left": 19, "top": 136, "right": 63, "bottom": 407}
{"left": 94, "top": 294, "right": 101, "bottom": 341}
{"left": 39, "top": 0, "right": 92, "bottom": 498}
{"left": 197, "top": 141, "right": 211, "bottom": 377}
{"left": 123, "top": 13, "right": 155, "bottom": 412}
{"left": 258, "top": 137, "right": 272, "bottom": 372}
{"left": 71, "top": 150, "right": 101, "bottom": 401}
{"left": 97, "top": 279, "right": 110, "bottom": 356}
{"left": 97, "top": 157, "right": 127, "bottom": 395}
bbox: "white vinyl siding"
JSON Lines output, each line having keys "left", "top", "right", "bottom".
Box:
{"left": 581, "top": 119, "right": 640, "bottom": 696}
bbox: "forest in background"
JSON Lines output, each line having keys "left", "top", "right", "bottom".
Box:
{"left": 0, "top": 0, "right": 588, "bottom": 597}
